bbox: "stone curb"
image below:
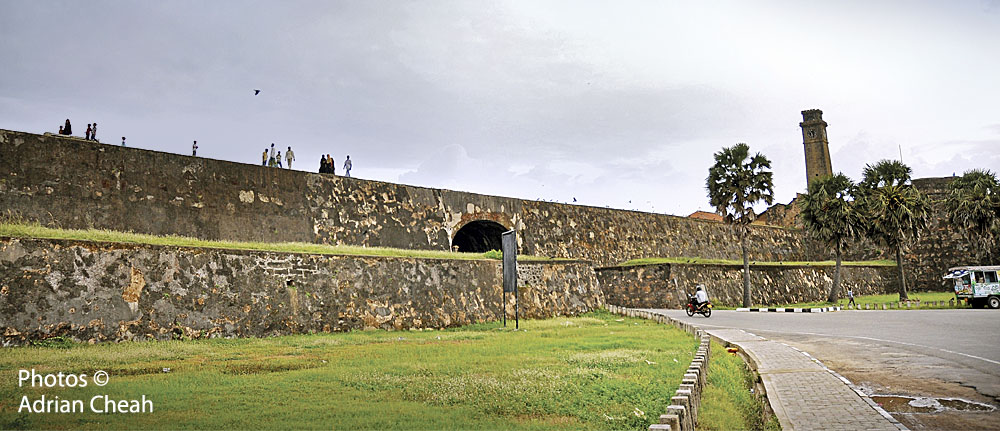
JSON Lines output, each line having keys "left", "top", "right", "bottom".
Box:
{"left": 736, "top": 306, "right": 841, "bottom": 313}
{"left": 606, "top": 304, "right": 710, "bottom": 431}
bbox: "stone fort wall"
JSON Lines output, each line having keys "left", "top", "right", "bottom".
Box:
{"left": 0, "top": 237, "right": 603, "bottom": 345}
{"left": 596, "top": 262, "right": 897, "bottom": 309}
{"left": 0, "top": 129, "right": 824, "bottom": 267}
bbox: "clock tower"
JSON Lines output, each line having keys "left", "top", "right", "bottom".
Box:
{"left": 800, "top": 109, "right": 833, "bottom": 188}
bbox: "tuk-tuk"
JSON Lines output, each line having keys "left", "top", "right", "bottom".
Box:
{"left": 943, "top": 266, "right": 1000, "bottom": 309}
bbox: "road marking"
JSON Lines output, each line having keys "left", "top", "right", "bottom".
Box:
{"left": 682, "top": 321, "right": 1000, "bottom": 366}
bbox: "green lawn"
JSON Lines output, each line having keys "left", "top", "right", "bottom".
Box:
{"left": 698, "top": 342, "right": 779, "bottom": 431}
{"left": 0, "top": 311, "right": 699, "bottom": 430}
{"left": 0, "top": 222, "right": 557, "bottom": 262}
{"left": 768, "top": 291, "right": 960, "bottom": 309}
{"left": 618, "top": 256, "right": 895, "bottom": 267}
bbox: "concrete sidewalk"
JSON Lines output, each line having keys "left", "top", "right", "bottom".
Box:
{"left": 653, "top": 315, "right": 907, "bottom": 430}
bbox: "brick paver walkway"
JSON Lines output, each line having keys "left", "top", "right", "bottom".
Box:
{"left": 695, "top": 328, "right": 905, "bottom": 430}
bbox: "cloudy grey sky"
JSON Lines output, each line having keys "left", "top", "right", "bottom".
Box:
{"left": 2, "top": 1, "right": 998, "bottom": 216}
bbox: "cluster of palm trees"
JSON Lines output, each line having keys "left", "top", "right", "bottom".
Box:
{"left": 706, "top": 142, "right": 999, "bottom": 307}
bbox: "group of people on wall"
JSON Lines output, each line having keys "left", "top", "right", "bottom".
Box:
{"left": 262, "top": 143, "right": 296, "bottom": 169}
{"left": 53, "top": 119, "right": 354, "bottom": 176}
{"left": 319, "top": 154, "right": 351, "bottom": 177}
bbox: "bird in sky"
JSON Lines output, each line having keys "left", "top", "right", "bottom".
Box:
{"left": 254, "top": 89, "right": 261, "bottom": 95}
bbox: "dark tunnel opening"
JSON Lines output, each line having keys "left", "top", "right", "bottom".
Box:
{"left": 452, "top": 220, "right": 507, "bottom": 253}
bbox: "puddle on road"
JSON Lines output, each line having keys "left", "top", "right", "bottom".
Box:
{"left": 872, "top": 395, "right": 996, "bottom": 414}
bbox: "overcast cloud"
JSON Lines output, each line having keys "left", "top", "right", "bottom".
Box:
{"left": 2, "top": 1, "right": 998, "bottom": 216}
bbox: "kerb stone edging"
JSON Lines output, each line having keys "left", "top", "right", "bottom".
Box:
{"left": 736, "top": 306, "right": 841, "bottom": 313}
{"left": 606, "top": 304, "right": 711, "bottom": 431}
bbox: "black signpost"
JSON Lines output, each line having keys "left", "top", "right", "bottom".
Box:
{"left": 502, "top": 230, "right": 517, "bottom": 329}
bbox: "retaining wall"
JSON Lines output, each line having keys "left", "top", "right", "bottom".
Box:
{"left": 0, "top": 129, "right": 825, "bottom": 267}
{"left": 0, "top": 237, "right": 603, "bottom": 345}
{"left": 596, "top": 263, "right": 897, "bottom": 308}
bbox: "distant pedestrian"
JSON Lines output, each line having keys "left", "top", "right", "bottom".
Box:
{"left": 121, "top": 136, "right": 126, "bottom": 147}
{"left": 343, "top": 155, "right": 352, "bottom": 177}
{"left": 276, "top": 151, "right": 283, "bottom": 168}
{"left": 85, "top": 124, "right": 92, "bottom": 140}
{"left": 91, "top": 123, "right": 97, "bottom": 141}
{"left": 328, "top": 154, "right": 335, "bottom": 175}
{"left": 262, "top": 149, "right": 268, "bottom": 166}
{"left": 847, "top": 288, "right": 856, "bottom": 308}
{"left": 285, "top": 146, "right": 295, "bottom": 169}
{"left": 59, "top": 126, "right": 63, "bottom": 134}
{"left": 192, "top": 140, "right": 198, "bottom": 156}
{"left": 63, "top": 119, "right": 72, "bottom": 135}
{"left": 270, "top": 143, "right": 276, "bottom": 160}
{"left": 319, "top": 155, "right": 327, "bottom": 173}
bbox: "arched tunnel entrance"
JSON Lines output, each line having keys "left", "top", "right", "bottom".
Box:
{"left": 452, "top": 220, "right": 507, "bottom": 253}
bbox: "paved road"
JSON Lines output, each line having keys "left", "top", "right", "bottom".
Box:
{"left": 650, "top": 309, "right": 1000, "bottom": 430}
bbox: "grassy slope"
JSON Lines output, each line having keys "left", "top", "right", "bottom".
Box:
{"left": 0, "top": 312, "right": 698, "bottom": 430}
{"left": 698, "top": 342, "right": 779, "bottom": 431}
{"left": 619, "top": 257, "right": 895, "bottom": 267}
{"left": 0, "top": 222, "right": 557, "bottom": 262}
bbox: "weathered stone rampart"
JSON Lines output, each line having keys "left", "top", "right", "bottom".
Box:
{"left": 596, "top": 262, "right": 897, "bottom": 308}
{"left": 0, "top": 237, "right": 603, "bottom": 345}
{"left": 0, "top": 129, "right": 822, "bottom": 266}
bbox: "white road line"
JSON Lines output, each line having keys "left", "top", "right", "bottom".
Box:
{"left": 671, "top": 320, "right": 1000, "bottom": 367}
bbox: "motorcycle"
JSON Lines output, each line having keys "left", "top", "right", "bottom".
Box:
{"left": 685, "top": 294, "right": 712, "bottom": 318}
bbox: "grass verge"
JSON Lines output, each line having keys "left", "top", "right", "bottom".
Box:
{"left": 763, "top": 291, "right": 960, "bottom": 309}
{"left": 0, "top": 221, "right": 558, "bottom": 262}
{"left": 0, "top": 311, "right": 697, "bottom": 430}
{"left": 618, "top": 257, "right": 895, "bottom": 267}
{"left": 698, "top": 342, "right": 780, "bottom": 431}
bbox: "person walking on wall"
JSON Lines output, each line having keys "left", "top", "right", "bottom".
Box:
{"left": 847, "top": 288, "right": 856, "bottom": 308}
{"left": 328, "top": 154, "right": 335, "bottom": 175}
{"left": 121, "top": 136, "right": 126, "bottom": 147}
{"left": 276, "top": 151, "right": 283, "bottom": 168}
{"left": 85, "top": 124, "right": 92, "bottom": 140}
{"left": 192, "top": 140, "right": 198, "bottom": 157}
{"left": 262, "top": 149, "right": 268, "bottom": 166}
{"left": 343, "top": 155, "right": 352, "bottom": 177}
{"left": 91, "top": 123, "right": 97, "bottom": 141}
{"left": 62, "top": 119, "right": 72, "bottom": 135}
{"left": 285, "top": 146, "right": 295, "bottom": 169}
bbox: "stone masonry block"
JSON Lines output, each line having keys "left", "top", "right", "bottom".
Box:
{"left": 666, "top": 405, "right": 689, "bottom": 431}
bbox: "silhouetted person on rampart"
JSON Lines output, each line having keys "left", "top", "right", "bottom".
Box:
{"left": 262, "top": 149, "right": 268, "bottom": 166}
{"left": 62, "top": 119, "right": 72, "bottom": 135}
{"left": 86, "top": 124, "right": 92, "bottom": 140}
{"left": 192, "top": 140, "right": 198, "bottom": 156}
{"left": 343, "top": 155, "right": 352, "bottom": 177}
{"left": 276, "top": 151, "right": 283, "bottom": 168}
{"left": 285, "top": 146, "right": 295, "bottom": 169}
{"left": 91, "top": 123, "right": 97, "bottom": 141}
{"left": 121, "top": 137, "right": 126, "bottom": 147}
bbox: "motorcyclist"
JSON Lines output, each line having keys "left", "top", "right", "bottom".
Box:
{"left": 694, "top": 285, "right": 709, "bottom": 309}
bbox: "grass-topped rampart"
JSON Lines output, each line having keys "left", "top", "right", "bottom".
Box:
{"left": 0, "top": 222, "right": 560, "bottom": 262}
{"left": 617, "top": 256, "right": 895, "bottom": 267}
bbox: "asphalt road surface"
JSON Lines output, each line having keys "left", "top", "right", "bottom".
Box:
{"left": 651, "top": 309, "right": 1000, "bottom": 430}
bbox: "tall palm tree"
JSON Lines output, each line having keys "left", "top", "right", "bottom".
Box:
{"left": 706, "top": 143, "right": 774, "bottom": 307}
{"left": 945, "top": 169, "right": 1000, "bottom": 261}
{"left": 856, "top": 160, "right": 930, "bottom": 301}
{"left": 799, "top": 173, "right": 861, "bottom": 302}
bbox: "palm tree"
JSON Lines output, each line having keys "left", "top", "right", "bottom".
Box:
{"left": 706, "top": 143, "right": 774, "bottom": 307}
{"left": 856, "top": 160, "right": 930, "bottom": 301}
{"left": 945, "top": 169, "right": 1000, "bottom": 261}
{"left": 799, "top": 173, "right": 861, "bottom": 302}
